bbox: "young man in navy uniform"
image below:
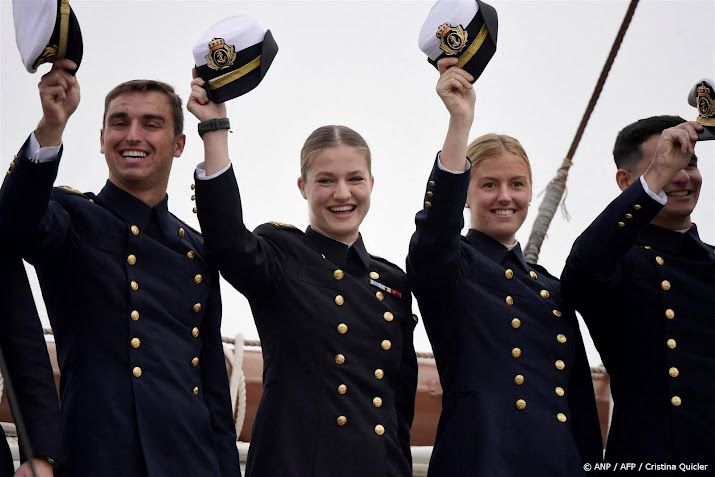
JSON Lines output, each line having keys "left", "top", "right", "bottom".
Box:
{"left": 562, "top": 117, "right": 714, "bottom": 473}
{"left": 0, "top": 59, "right": 240, "bottom": 476}
{"left": 0, "top": 257, "right": 61, "bottom": 477}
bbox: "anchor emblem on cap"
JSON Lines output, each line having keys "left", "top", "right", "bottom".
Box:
{"left": 436, "top": 23, "right": 468, "bottom": 56}
{"left": 206, "top": 37, "right": 237, "bottom": 71}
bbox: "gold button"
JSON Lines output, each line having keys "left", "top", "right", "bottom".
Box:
{"left": 130, "top": 280, "right": 139, "bottom": 291}
{"left": 130, "top": 310, "right": 140, "bottom": 321}
{"left": 187, "top": 250, "right": 195, "bottom": 259}
{"left": 337, "top": 384, "right": 347, "bottom": 395}
{"left": 333, "top": 269, "right": 344, "bottom": 280}
{"left": 192, "top": 207, "right": 197, "bottom": 214}
{"left": 191, "top": 357, "right": 199, "bottom": 367}
{"left": 370, "top": 271, "right": 379, "bottom": 280}
{"left": 529, "top": 271, "right": 538, "bottom": 280}
{"left": 424, "top": 201, "right": 432, "bottom": 208}
{"left": 337, "top": 416, "right": 347, "bottom": 426}
{"left": 428, "top": 180, "right": 436, "bottom": 187}
{"left": 130, "top": 225, "right": 140, "bottom": 235}
{"left": 511, "top": 318, "right": 521, "bottom": 329}
{"left": 374, "top": 369, "right": 384, "bottom": 379}
{"left": 373, "top": 397, "right": 383, "bottom": 408}
{"left": 557, "top": 413, "right": 568, "bottom": 422}
{"left": 667, "top": 338, "right": 677, "bottom": 350}
{"left": 426, "top": 191, "right": 433, "bottom": 198}
{"left": 381, "top": 340, "right": 392, "bottom": 351}
{"left": 555, "top": 360, "right": 565, "bottom": 370}
{"left": 130, "top": 338, "right": 141, "bottom": 349}
{"left": 193, "top": 303, "right": 202, "bottom": 313}
{"left": 335, "top": 354, "right": 345, "bottom": 365}
{"left": 191, "top": 183, "right": 195, "bottom": 190}
{"left": 556, "top": 334, "right": 567, "bottom": 344}
{"left": 671, "top": 396, "right": 682, "bottom": 407}
{"left": 8, "top": 161, "right": 16, "bottom": 171}
{"left": 335, "top": 295, "right": 345, "bottom": 306}
{"left": 178, "top": 227, "right": 185, "bottom": 238}
{"left": 665, "top": 308, "right": 675, "bottom": 320}
{"left": 656, "top": 256, "right": 665, "bottom": 266}
{"left": 374, "top": 424, "right": 385, "bottom": 435}
{"left": 504, "top": 269, "right": 514, "bottom": 279}
{"left": 661, "top": 280, "right": 671, "bottom": 291}
{"left": 515, "top": 399, "right": 527, "bottom": 410}
{"left": 191, "top": 195, "right": 196, "bottom": 201}
{"left": 552, "top": 309, "right": 562, "bottom": 318}
{"left": 193, "top": 386, "right": 199, "bottom": 396}
{"left": 634, "top": 204, "right": 642, "bottom": 210}
{"left": 376, "top": 291, "right": 384, "bottom": 301}
{"left": 127, "top": 254, "right": 137, "bottom": 265}
{"left": 644, "top": 245, "right": 652, "bottom": 250}
{"left": 617, "top": 221, "right": 625, "bottom": 228}
{"left": 540, "top": 289, "right": 550, "bottom": 299}
{"left": 669, "top": 367, "right": 679, "bottom": 378}
{"left": 132, "top": 367, "right": 142, "bottom": 378}
{"left": 505, "top": 296, "right": 514, "bottom": 306}
{"left": 383, "top": 311, "right": 394, "bottom": 322}
{"left": 194, "top": 274, "right": 203, "bottom": 285}
{"left": 337, "top": 323, "right": 348, "bottom": 335}
{"left": 625, "top": 213, "right": 633, "bottom": 219}
{"left": 192, "top": 327, "right": 199, "bottom": 337}
{"left": 511, "top": 347, "right": 522, "bottom": 359}
{"left": 514, "top": 374, "right": 525, "bottom": 385}
{"left": 555, "top": 386, "right": 565, "bottom": 397}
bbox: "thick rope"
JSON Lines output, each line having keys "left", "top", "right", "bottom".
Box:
{"left": 524, "top": 0, "right": 640, "bottom": 263}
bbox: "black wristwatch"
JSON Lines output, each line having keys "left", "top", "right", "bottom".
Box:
{"left": 197, "top": 118, "right": 231, "bottom": 138}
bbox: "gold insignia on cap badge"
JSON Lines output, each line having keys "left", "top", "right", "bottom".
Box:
{"left": 436, "top": 23, "right": 469, "bottom": 56}
{"left": 206, "top": 38, "right": 237, "bottom": 71}
{"left": 696, "top": 81, "right": 715, "bottom": 123}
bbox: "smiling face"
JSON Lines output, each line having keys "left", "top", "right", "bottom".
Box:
{"left": 297, "top": 145, "right": 374, "bottom": 244}
{"left": 624, "top": 134, "right": 701, "bottom": 230}
{"left": 467, "top": 151, "right": 532, "bottom": 244}
{"left": 100, "top": 90, "right": 185, "bottom": 203}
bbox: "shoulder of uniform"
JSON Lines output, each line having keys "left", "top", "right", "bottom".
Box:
{"left": 169, "top": 213, "right": 202, "bottom": 237}
{"left": 530, "top": 262, "right": 558, "bottom": 281}
{"left": 53, "top": 185, "right": 95, "bottom": 200}
{"left": 370, "top": 254, "right": 406, "bottom": 274}
{"left": 256, "top": 221, "right": 303, "bottom": 235}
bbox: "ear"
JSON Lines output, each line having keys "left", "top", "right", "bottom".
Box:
{"left": 297, "top": 177, "right": 307, "bottom": 200}
{"left": 173, "top": 133, "right": 186, "bottom": 158}
{"left": 615, "top": 168, "right": 633, "bottom": 192}
{"left": 99, "top": 129, "right": 105, "bottom": 154}
{"left": 369, "top": 175, "right": 375, "bottom": 190}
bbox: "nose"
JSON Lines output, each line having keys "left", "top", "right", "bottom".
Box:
{"left": 497, "top": 184, "right": 511, "bottom": 203}
{"left": 125, "top": 121, "right": 142, "bottom": 143}
{"left": 670, "top": 168, "right": 689, "bottom": 185}
{"left": 333, "top": 180, "right": 350, "bottom": 200}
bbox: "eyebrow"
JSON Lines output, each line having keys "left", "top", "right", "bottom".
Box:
{"left": 107, "top": 112, "right": 167, "bottom": 123}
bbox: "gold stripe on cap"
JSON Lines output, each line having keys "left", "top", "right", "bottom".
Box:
{"left": 58, "top": 0, "right": 71, "bottom": 59}
{"left": 208, "top": 56, "right": 263, "bottom": 91}
{"left": 456, "top": 24, "right": 489, "bottom": 69}
{"left": 697, "top": 117, "right": 715, "bottom": 127}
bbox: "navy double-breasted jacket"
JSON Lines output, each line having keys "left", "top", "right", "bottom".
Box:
{"left": 194, "top": 165, "right": 417, "bottom": 477}
{"left": 0, "top": 256, "right": 61, "bottom": 476}
{"left": 562, "top": 180, "right": 715, "bottom": 473}
{"left": 0, "top": 137, "right": 240, "bottom": 476}
{"left": 407, "top": 159, "right": 602, "bottom": 477}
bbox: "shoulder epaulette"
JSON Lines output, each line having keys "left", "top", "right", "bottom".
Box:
{"left": 269, "top": 221, "right": 297, "bottom": 229}
{"left": 56, "top": 185, "right": 93, "bottom": 200}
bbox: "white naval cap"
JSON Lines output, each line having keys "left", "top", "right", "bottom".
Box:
{"left": 193, "top": 15, "right": 278, "bottom": 103}
{"left": 418, "top": 0, "right": 498, "bottom": 82}
{"left": 13, "top": 0, "right": 83, "bottom": 73}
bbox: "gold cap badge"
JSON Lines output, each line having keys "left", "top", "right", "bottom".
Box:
{"left": 436, "top": 23, "right": 468, "bottom": 56}
{"left": 206, "top": 37, "right": 237, "bottom": 71}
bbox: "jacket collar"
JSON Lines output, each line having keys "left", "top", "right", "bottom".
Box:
{"left": 96, "top": 180, "right": 173, "bottom": 239}
{"left": 639, "top": 223, "right": 712, "bottom": 258}
{"left": 305, "top": 226, "right": 370, "bottom": 270}
{"left": 465, "top": 228, "right": 530, "bottom": 271}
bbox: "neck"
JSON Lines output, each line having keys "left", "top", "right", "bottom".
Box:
{"left": 109, "top": 179, "right": 167, "bottom": 207}
{"left": 651, "top": 215, "right": 692, "bottom": 231}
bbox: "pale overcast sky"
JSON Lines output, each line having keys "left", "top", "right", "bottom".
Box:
{"left": 2, "top": 0, "right": 713, "bottom": 366}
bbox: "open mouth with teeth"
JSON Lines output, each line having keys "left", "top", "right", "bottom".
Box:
{"left": 666, "top": 190, "right": 691, "bottom": 198}
{"left": 328, "top": 205, "right": 357, "bottom": 216}
{"left": 122, "top": 151, "right": 147, "bottom": 161}
{"left": 492, "top": 209, "right": 516, "bottom": 216}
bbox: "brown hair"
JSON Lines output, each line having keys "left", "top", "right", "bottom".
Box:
{"left": 300, "top": 125, "right": 371, "bottom": 180}
{"left": 466, "top": 133, "right": 532, "bottom": 183}
{"left": 103, "top": 80, "right": 184, "bottom": 136}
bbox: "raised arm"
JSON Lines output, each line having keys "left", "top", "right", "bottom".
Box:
{"left": 187, "top": 74, "right": 281, "bottom": 300}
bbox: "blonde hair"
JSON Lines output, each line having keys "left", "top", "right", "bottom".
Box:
{"left": 300, "top": 125, "right": 371, "bottom": 180}
{"left": 467, "top": 133, "right": 532, "bottom": 184}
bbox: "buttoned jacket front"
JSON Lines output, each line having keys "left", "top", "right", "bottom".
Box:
{"left": 407, "top": 160, "right": 602, "bottom": 477}
{"left": 0, "top": 138, "right": 240, "bottom": 477}
{"left": 562, "top": 181, "right": 715, "bottom": 472}
{"left": 194, "top": 165, "right": 417, "bottom": 477}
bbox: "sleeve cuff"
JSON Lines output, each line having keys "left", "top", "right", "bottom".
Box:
{"left": 196, "top": 161, "right": 232, "bottom": 180}
{"left": 639, "top": 175, "right": 667, "bottom": 205}
{"left": 29, "top": 132, "right": 62, "bottom": 164}
{"left": 436, "top": 152, "right": 470, "bottom": 174}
